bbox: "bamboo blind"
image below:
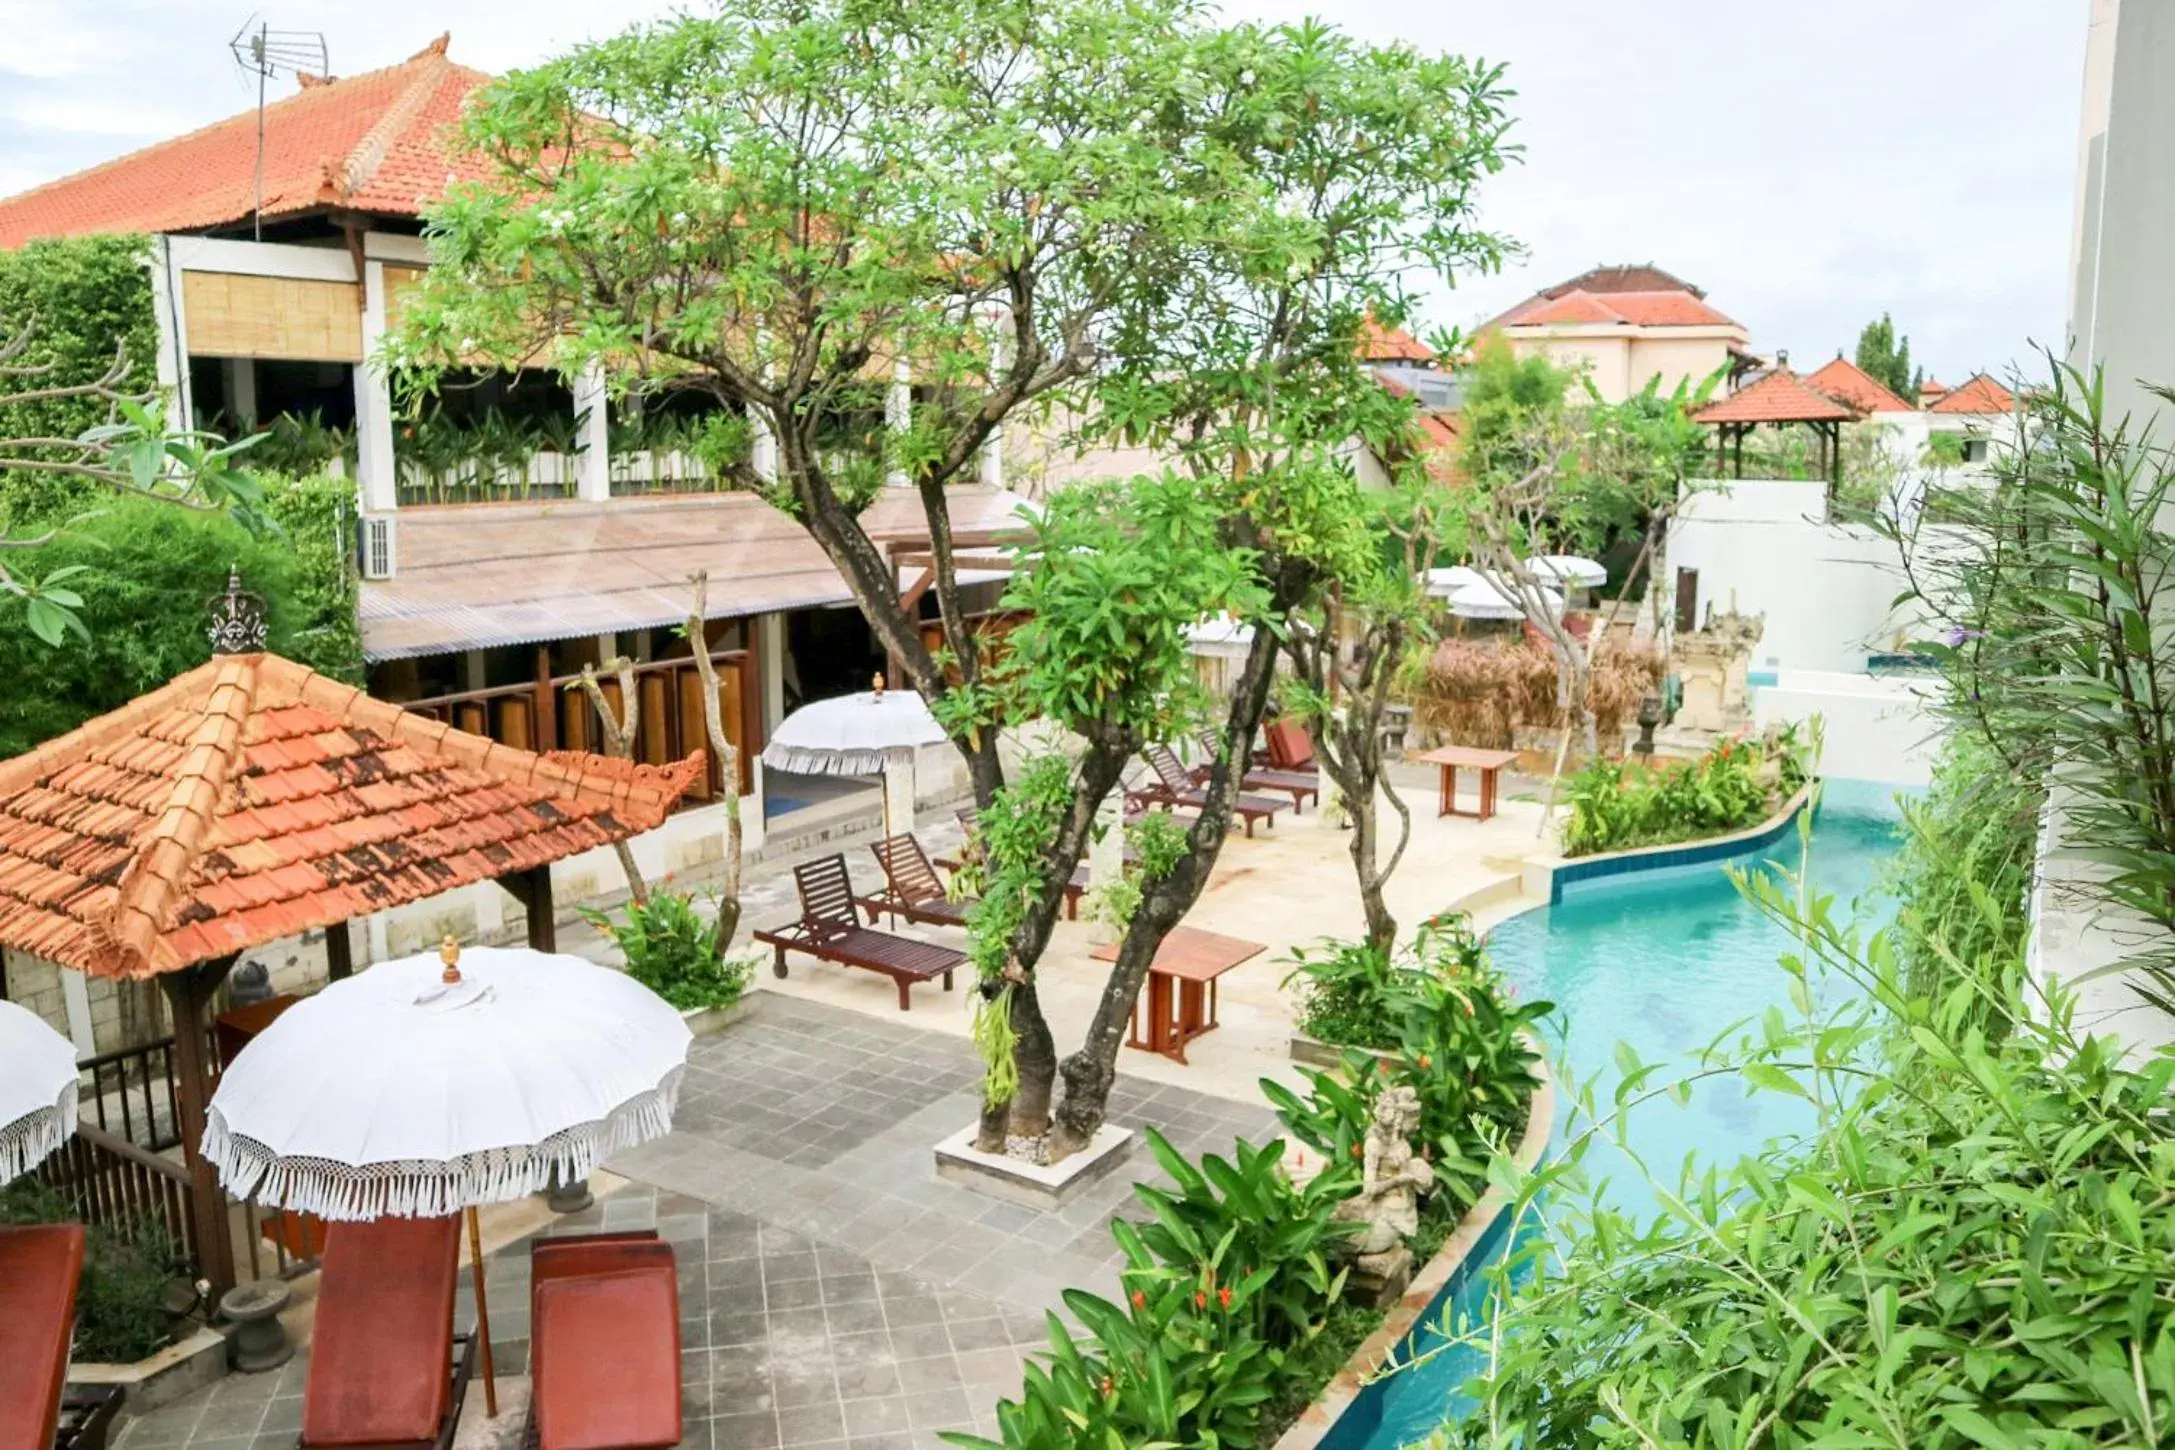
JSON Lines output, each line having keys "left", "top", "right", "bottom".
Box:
{"left": 182, "top": 272, "right": 363, "bottom": 362}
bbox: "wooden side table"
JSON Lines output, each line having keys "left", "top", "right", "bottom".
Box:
{"left": 1415, "top": 745, "right": 1521, "bottom": 822}
{"left": 1093, "top": 926, "right": 1266, "bottom": 1064}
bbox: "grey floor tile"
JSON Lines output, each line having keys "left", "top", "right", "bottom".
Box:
{"left": 776, "top": 1402, "right": 848, "bottom": 1446}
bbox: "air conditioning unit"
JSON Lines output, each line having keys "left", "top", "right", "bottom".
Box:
{"left": 359, "top": 514, "right": 396, "bottom": 580}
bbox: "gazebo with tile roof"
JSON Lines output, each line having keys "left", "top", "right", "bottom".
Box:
{"left": 1692, "top": 366, "right": 1861, "bottom": 486}
{"left": 0, "top": 626, "right": 700, "bottom": 1288}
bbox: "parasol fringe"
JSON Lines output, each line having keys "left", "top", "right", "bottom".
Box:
{"left": 0, "top": 1084, "right": 77, "bottom": 1185}
{"left": 758, "top": 743, "right": 913, "bottom": 777}
{"left": 200, "top": 1067, "right": 684, "bottom": 1221}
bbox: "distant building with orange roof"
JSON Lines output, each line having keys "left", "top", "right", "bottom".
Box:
{"left": 1480, "top": 264, "right": 1752, "bottom": 403}
{"left": 1804, "top": 356, "right": 1915, "bottom": 415}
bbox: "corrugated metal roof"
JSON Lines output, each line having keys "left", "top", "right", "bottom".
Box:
{"left": 359, "top": 487, "right": 1032, "bottom": 661}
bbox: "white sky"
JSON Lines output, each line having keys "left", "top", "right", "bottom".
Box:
{"left": 1, "top": 1, "right": 2087, "bottom": 383}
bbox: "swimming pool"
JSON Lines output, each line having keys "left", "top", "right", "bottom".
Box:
{"left": 1319, "top": 781, "right": 1906, "bottom": 1449}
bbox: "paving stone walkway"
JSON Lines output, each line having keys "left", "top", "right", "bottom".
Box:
{"left": 111, "top": 993, "right": 1280, "bottom": 1450}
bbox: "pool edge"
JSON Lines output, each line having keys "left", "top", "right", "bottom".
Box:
{"left": 1271, "top": 1039, "right": 1556, "bottom": 1450}
{"left": 1529, "top": 781, "right": 1818, "bottom": 904}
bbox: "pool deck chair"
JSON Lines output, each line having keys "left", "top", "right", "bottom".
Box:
{"left": 1265, "top": 719, "right": 1316, "bottom": 772}
{"left": 755, "top": 854, "right": 965, "bottom": 1010}
{"left": 861, "top": 834, "right": 976, "bottom": 929}
{"left": 0, "top": 1223, "right": 85, "bottom": 1450}
{"left": 1192, "top": 732, "right": 1319, "bottom": 813}
{"left": 1130, "top": 745, "right": 1289, "bottom": 837}
{"left": 301, "top": 1215, "right": 475, "bottom": 1450}
{"left": 937, "top": 810, "right": 1087, "bottom": 919}
{"left": 529, "top": 1232, "right": 680, "bottom": 1450}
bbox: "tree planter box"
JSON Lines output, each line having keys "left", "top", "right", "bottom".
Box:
{"left": 1287, "top": 1034, "right": 1400, "bottom": 1071}
{"left": 680, "top": 991, "right": 760, "bottom": 1037}
{"left": 933, "top": 1123, "right": 1134, "bottom": 1211}
{"left": 70, "top": 1326, "right": 229, "bottom": 1413}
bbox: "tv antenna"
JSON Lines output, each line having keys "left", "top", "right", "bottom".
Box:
{"left": 227, "top": 17, "right": 329, "bottom": 242}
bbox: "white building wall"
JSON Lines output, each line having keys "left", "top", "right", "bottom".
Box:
{"left": 1753, "top": 670, "right": 1936, "bottom": 788}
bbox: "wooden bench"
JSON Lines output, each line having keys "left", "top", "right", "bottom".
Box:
{"left": 861, "top": 834, "right": 975, "bottom": 929}
{"left": 1128, "top": 744, "right": 1290, "bottom": 836}
{"left": 754, "top": 854, "right": 965, "bottom": 1010}
{"left": 529, "top": 1232, "right": 680, "bottom": 1450}
{"left": 1191, "top": 732, "right": 1319, "bottom": 813}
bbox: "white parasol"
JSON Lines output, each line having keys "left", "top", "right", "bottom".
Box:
{"left": 204, "top": 944, "right": 690, "bottom": 1220}
{"left": 1443, "top": 577, "right": 1563, "bottom": 621}
{"left": 762, "top": 676, "right": 948, "bottom": 836}
{"left": 203, "top": 940, "right": 691, "bottom": 1415}
{"left": 0, "top": 999, "right": 77, "bottom": 1185}
{"left": 1522, "top": 554, "right": 1608, "bottom": 588}
{"left": 1423, "top": 565, "right": 1485, "bottom": 597}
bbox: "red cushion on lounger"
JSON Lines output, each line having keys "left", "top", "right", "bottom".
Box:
{"left": 533, "top": 1266, "right": 681, "bottom": 1450}
{"left": 0, "top": 1223, "right": 84, "bottom": 1450}
{"left": 303, "top": 1215, "right": 460, "bottom": 1448}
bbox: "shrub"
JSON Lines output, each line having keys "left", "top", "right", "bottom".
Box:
{"left": 1284, "top": 913, "right": 1488, "bottom": 1051}
{"left": 0, "top": 1179, "right": 182, "bottom": 1363}
{"left": 582, "top": 889, "right": 750, "bottom": 1010}
{"left": 1433, "top": 863, "right": 2175, "bottom": 1448}
{"left": 0, "top": 477, "right": 360, "bottom": 756}
{"left": 1559, "top": 731, "right": 1791, "bottom": 857}
{"left": 1411, "top": 638, "right": 1661, "bottom": 750}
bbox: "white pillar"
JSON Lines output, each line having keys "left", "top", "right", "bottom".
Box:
{"left": 882, "top": 754, "right": 917, "bottom": 838}
{"left": 886, "top": 352, "right": 911, "bottom": 487}
{"left": 58, "top": 968, "right": 96, "bottom": 1058}
{"left": 145, "top": 236, "right": 192, "bottom": 434}
{"left": 354, "top": 258, "right": 399, "bottom": 512}
{"left": 751, "top": 407, "right": 778, "bottom": 483}
{"left": 574, "top": 362, "right": 611, "bottom": 502}
{"left": 759, "top": 613, "right": 786, "bottom": 732}
{"left": 222, "top": 357, "right": 258, "bottom": 428}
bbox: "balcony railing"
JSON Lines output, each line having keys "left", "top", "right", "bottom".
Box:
{"left": 400, "top": 650, "right": 755, "bottom": 803}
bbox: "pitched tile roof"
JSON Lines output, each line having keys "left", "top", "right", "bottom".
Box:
{"left": 1542, "top": 264, "right": 1707, "bottom": 299}
{"left": 1927, "top": 373, "right": 2016, "bottom": 414}
{"left": 1692, "top": 367, "right": 1858, "bottom": 425}
{"left": 1498, "top": 287, "right": 1741, "bottom": 330}
{"left": 1805, "top": 356, "right": 1915, "bottom": 414}
{"left": 0, "top": 36, "right": 493, "bottom": 248}
{"left": 0, "top": 653, "right": 701, "bottom": 980}
{"left": 1358, "top": 317, "right": 1435, "bottom": 362}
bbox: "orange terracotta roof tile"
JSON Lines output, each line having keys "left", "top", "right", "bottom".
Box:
{"left": 1927, "top": 373, "right": 2016, "bottom": 414}
{"left": 0, "top": 36, "right": 494, "bottom": 247}
{"left": 1498, "top": 288, "right": 1741, "bottom": 330}
{"left": 0, "top": 652, "right": 700, "bottom": 979}
{"left": 1692, "top": 367, "right": 1858, "bottom": 426}
{"left": 1358, "top": 316, "right": 1435, "bottom": 362}
{"left": 1805, "top": 356, "right": 1915, "bottom": 414}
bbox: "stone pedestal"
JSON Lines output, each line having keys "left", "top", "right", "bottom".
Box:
{"left": 219, "top": 1280, "right": 293, "bottom": 1373}
{"left": 545, "top": 1170, "right": 594, "bottom": 1214}
{"left": 1672, "top": 610, "right": 1764, "bottom": 734}
{"left": 1346, "top": 1246, "right": 1413, "bottom": 1309}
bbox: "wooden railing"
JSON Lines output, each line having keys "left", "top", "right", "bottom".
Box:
{"left": 400, "top": 649, "right": 756, "bottom": 802}
{"left": 76, "top": 1033, "right": 213, "bottom": 1155}
{"left": 32, "top": 1124, "right": 197, "bottom": 1268}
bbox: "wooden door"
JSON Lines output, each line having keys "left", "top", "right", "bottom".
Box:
{"left": 1674, "top": 568, "right": 1699, "bottom": 635}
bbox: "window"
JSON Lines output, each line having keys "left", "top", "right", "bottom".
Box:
{"left": 1961, "top": 437, "right": 1989, "bottom": 464}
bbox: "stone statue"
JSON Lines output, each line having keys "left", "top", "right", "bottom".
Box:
{"left": 1331, "top": 1086, "right": 1435, "bottom": 1303}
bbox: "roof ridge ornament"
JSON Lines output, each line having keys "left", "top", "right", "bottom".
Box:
{"left": 208, "top": 566, "right": 269, "bottom": 655}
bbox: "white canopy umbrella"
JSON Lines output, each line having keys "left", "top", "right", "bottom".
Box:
{"left": 204, "top": 941, "right": 692, "bottom": 1412}
{"left": 1423, "top": 565, "right": 1485, "bottom": 597}
{"left": 0, "top": 1000, "right": 77, "bottom": 1185}
{"left": 762, "top": 679, "right": 948, "bottom": 835}
{"left": 1522, "top": 554, "right": 1608, "bottom": 589}
{"left": 1443, "top": 576, "right": 1564, "bottom": 622}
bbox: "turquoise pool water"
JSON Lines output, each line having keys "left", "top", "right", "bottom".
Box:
{"left": 1322, "top": 782, "right": 1906, "bottom": 1449}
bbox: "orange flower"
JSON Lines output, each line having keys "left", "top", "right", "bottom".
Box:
{"left": 1416, "top": 1053, "right": 1431, "bottom": 1070}
{"left": 1131, "top": 1290, "right": 1146, "bottom": 1309}
{"left": 1350, "top": 1142, "right": 1363, "bottom": 1158}
{"left": 1217, "top": 1286, "right": 1232, "bottom": 1309}
{"left": 1100, "top": 1375, "right": 1115, "bottom": 1396}
{"left": 1194, "top": 1290, "right": 1207, "bottom": 1310}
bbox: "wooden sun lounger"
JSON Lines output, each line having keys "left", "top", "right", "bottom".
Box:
{"left": 1191, "top": 732, "right": 1320, "bottom": 813}
{"left": 936, "top": 809, "right": 1087, "bottom": 920}
{"left": 754, "top": 854, "right": 965, "bottom": 1010}
{"left": 1265, "top": 718, "right": 1316, "bottom": 772}
{"left": 0, "top": 1223, "right": 85, "bottom": 1450}
{"left": 1129, "top": 745, "right": 1289, "bottom": 836}
{"left": 529, "top": 1232, "right": 680, "bottom": 1450}
{"left": 302, "top": 1215, "right": 475, "bottom": 1450}
{"left": 861, "top": 834, "right": 975, "bottom": 929}
{"left": 55, "top": 1388, "right": 122, "bottom": 1450}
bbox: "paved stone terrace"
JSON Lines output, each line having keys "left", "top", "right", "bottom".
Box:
{"left": 112, "top": 994, "right": 1280, "bottom": 1450}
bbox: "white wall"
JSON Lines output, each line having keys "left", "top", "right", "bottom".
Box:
{"left": 1753, "top": 670, "right": 1937, "bottom": 787}
{"left": 1667, "top": 478, "right": 1923, "bottom": 675}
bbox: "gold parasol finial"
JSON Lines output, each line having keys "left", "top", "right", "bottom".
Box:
{"left": 440, "top": 935, "right": 462, "bottom": 984}
{"left": 872, "top": 671, "right": 886, "bottom": 698}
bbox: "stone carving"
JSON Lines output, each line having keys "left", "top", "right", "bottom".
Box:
{"left": 1672, "top": 609, "right": 1765, "bottom": 733}
{"left": 1331, "top": 1085, "right": 1435, "bottom": 1304}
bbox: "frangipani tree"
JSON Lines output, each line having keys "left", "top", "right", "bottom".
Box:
{"left": 393, "top": 0, "right": 1515, "bottom": 1161}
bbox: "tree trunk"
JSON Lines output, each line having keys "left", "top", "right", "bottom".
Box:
{"left": 685, "top": 573, "right": 745, "bottom": 949}
{"left": 576, "top": 660, "right": 649, "bottom": 906}
{"left": 1006, "top": 980, "right": 1057, "bottom": 1138}
{"left": 1045, "top": 619, "right": 1287, "bottom": 1160}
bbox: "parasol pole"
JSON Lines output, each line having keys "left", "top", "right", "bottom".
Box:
{"left": 873, "top": 673, "right": 894, "bottom": 841}
{"left": 440, "top": 939, "right": 498, "bottom": 1418}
